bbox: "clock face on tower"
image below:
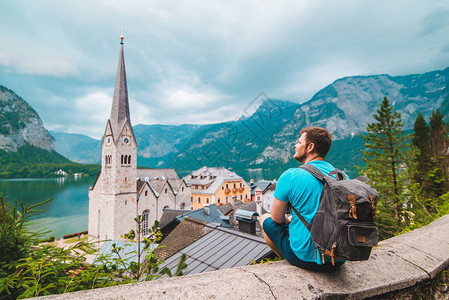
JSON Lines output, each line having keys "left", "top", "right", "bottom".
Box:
{"left": 122, "top": 136, "right": 131, "bottom": 146}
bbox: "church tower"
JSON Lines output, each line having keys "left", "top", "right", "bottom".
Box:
{"left": 88, "top": 32, "right": 138, "bottom": 241}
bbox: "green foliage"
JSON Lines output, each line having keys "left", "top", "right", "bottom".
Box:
{"left": 359, "top": 97, "right": 410, "bottom": 239}
{"left": 0, "top": 196, "right": 185, "bottom": 299}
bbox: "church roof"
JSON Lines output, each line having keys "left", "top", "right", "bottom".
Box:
{"left": 137, "top": 168, "right": 180, "bottom": 181}
{"left": 109, "top": 38, "right": 132, "bottom": 141}
{"left": 155, "top": 217, "right": 272, "bottom": 276}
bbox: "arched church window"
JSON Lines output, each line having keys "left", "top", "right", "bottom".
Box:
{"left": 180, "top": 203, "right": 185, "bottom": 209}
{"left": 163, "top": 205, "right": 169, "bottom": 210}
{"left": 145, "top": 190, "right": 148, "bottom": 196}
{"left": 142, "top": 210, "right": 149, "bottom": 236}
{"left": 128, "top": 155, "right": 131, "bottom": 164}
{"left": 121, "top": 155, "right": 124, "bottom": 164}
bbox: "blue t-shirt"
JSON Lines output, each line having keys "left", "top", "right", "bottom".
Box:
{"left": 273, "top": 160, "right": 348, "bottom": 264}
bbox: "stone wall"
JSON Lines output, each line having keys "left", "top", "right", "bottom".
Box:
{"left": 38, "top": 214, "right": 449, "bottom": 299}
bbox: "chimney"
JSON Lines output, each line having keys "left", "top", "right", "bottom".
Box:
{"left": 235, "top": 209, "right": 259, "bottom": 235}
{"left": 204, "top": 204, "right": 210, "bottom": 215}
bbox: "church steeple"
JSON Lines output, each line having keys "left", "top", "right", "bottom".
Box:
{"left": 109, "top": 29, "right": 131, "bottom": 141}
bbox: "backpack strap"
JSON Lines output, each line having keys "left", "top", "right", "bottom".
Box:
{"left": 290, "top": 203, "right": 310, "bottom": 228}
{"left": 299, "top": 164, "right": 326, "bottom": 181}
{"left": 300, "top": 164, "right": 346, "bottom": 181}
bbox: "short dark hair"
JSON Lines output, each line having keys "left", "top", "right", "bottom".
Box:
{"left": 300, "top": 127, "right": 332, "bottom": 158}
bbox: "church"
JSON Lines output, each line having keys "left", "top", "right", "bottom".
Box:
{"left": 88, "top": 34, "right": 191, "bottom": 241}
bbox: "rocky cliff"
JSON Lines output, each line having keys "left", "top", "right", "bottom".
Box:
{"left": 0, "top": 85, "right": 56, "bottom": 152}
{"left": 255, "top": 68, "right": 449, "bottom": 165}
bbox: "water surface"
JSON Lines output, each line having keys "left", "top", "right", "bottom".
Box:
{"left": 1, "top": 176, "right": 95, "bottom": 238}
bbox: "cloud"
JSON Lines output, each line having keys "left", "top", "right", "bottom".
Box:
{"left": 1, "top": 0, "right": 449, "bottom": 139}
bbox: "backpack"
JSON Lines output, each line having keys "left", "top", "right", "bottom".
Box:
{"left": 290, "top": 164, "right": 379, "bottom": 265}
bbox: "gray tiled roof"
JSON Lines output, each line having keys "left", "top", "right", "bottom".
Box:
{"left": 157, "top": 218, "right": 272, "bottom": 276}
{"left": 183, "top": 167, "right": 244, "bottom": 195}
{"left": 176, "top": 204, "right": 232, "bottom": 227}
{"left": 137, "top": 168, "right": 179, "bottom": 181}
{"left": 159, "top": 209, "right": 191, "bottom": 228}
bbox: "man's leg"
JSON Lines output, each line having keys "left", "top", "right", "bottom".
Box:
{"left": 259, "top": 213, "right": 283, "bottom": 258}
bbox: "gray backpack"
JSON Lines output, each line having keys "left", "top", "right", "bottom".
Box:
{"left": 291, "top": 164, "right": 379, "bottom": 265}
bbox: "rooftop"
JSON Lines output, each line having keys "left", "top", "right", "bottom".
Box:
{"left": 38, "top": 214, "right": 449, "bottom": 299}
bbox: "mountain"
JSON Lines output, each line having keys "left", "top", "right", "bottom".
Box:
{"left": 254, "top": 68, "right": 449, "bottom": 169}
{"left": 51, "top": 124, "right": 203, "bottom": 165}
{"left": 0, "top": 85, "right": 56, "bottom": 152}
{"left": 36, "top": 67, "right": 449, "bottom": 180}
{"left": 50, "top": 131, "right": 101, "bottom": 164}
{"left": 171, "top": 99, "right": 300, "bottom": 172}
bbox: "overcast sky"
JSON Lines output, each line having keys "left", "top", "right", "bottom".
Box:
{"left": 1, "top": 1, "right": 449, "bottom": 139}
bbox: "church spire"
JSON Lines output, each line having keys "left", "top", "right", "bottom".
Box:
{"left": 109, "top": 29, "right": 131, "bottom": 140}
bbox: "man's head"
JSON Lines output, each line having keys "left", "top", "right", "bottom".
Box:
{"left": 294, "top": 127, "right": 332, "bottom": 163}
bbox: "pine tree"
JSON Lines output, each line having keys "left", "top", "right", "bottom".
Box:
{"left": 360, "top": 97, "right": 409, "bottom": 238}
{"left": 429, "top": 109, "right": 449, "bottom": 197}
{"left": 411, "top": 113, "right": 431, "bottom": 196}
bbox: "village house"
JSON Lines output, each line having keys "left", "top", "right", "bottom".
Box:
{"left": 183, "top": 166, "right": 251, "bottom": 210}
{"left": 250, "top": 180, "right": 276, "bottom": 213}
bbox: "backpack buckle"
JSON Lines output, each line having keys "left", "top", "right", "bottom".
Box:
{"left": 348, "top": 195, "right": 357, "bottom": 219}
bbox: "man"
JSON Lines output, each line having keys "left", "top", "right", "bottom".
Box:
{"left": 259, "top": 127, "right": 346, "bottom": 270}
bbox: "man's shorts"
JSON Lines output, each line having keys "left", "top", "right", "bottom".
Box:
{"left": 262, "top": 217, "right": 344, "bottom": 271}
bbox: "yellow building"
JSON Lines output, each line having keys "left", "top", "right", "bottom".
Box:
{"left": 183, "top": 167, "right": 251, "bottom": 210}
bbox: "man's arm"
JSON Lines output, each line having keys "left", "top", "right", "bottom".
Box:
{"left": 271, "top": 197, "right": 291, "bottom": 224}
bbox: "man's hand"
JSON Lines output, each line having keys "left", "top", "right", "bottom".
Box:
{"left": 285, "top": 214, "right": 292, "bottom": 225}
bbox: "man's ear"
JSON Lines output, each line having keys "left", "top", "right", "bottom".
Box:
{"left": 307, "top": 142, "right": 315, "bottom": 153}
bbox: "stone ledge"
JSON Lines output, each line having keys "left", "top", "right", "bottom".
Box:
{"left": 38, "top": 214, "right": 449, "bottom": 299}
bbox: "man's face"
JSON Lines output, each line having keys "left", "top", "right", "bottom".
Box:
{"left": 294, "top": 133, "right": 308, "bottom": 163}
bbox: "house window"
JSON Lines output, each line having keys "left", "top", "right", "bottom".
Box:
{"left": 125, "top": 201, "right": 127, "bottom": 205}
{"left": 218, "top": 197, "right": 221, "bottom": 203}
{"left": 240, "top": 195, "right": 243, "bottom": 200}
{"left": 191, "top": 197, "right": 193, "bottom": 203}
{"left": 245, "top": 194, "right": 248, "bottom": 199}
{"left": 222, "top": 186, "right": 224, "bottom": 190}
{"left": 142, "top": 210, "right": 149, "bottom": 235}
{"left": 240, "top": 182, "right": 242, "bottom": 187}
{"left": 206, "top": 198, "right": 209, "bottom": 204}
{"left": 234, "top": 183, "right": 236, "bottom": 188}
{"left": 225, "top": 196, "right": 228, "bottom": 203}
{"left": 198, "top": 197, "right": 201, "bottom": 203}
{"left": 226, "top": 183, "right": 228, "bottom": 189}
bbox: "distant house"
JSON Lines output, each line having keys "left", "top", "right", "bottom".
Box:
{"left": 155, "top": 217, "right": 273, "bottom": 276}
{"left": 250, "top": 180, "right": 276, "bottom": 212}
{"left": 184, "top": 166, "right": 251, "bottom": 210}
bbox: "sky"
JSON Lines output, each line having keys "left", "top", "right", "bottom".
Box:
{"left": 1, "top": 1, "right": 449, "bottom": 139}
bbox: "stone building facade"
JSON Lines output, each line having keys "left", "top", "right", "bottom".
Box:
{"left": 88, "top": 36, "right": 190, "bottom": 241}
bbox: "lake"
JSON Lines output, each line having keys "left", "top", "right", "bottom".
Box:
{"left": 0, "top": 176, "right": 95, "bottom": 238}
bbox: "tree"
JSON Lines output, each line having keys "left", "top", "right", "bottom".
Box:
{"left": 360, "top": 97, "right": 409, "bottom": 238}
{"left": 411, "top": 113, "right": 432, "bottom": 197}
{"left": 429, "top": 109, "right": 449, "bottom": 197}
